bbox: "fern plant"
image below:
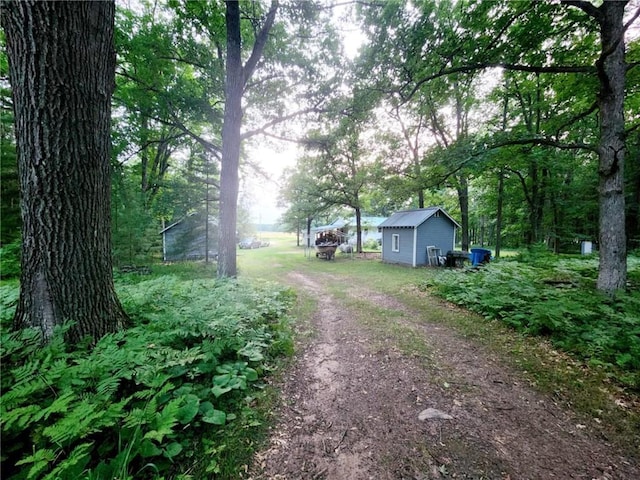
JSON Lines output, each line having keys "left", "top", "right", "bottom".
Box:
{"left": 425, "top": 255, "right": 640, "bottom": 390}
{"left": 1, "top": 275, "right": 294, "bottom": 479}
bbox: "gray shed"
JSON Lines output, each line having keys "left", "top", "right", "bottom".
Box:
{"left": 378, "top": 207, "right": 460, "bottom": 267}
{"left": 160, "top": 213, "right": 218, "bottom": 262}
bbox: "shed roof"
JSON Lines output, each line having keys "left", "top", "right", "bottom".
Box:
{"left": 312, "top": 216, "right": 387, "bottom": 232}
{"left": 159, "top": 220, "right": 183, "bottom": 235}
{"left": 159, "top": 213, "right": 218, "bottom": 235}
{"left": 378, "top": 207, "right": 460, "bottom": 229}
{"left": 311, "top": 219, "right": 348, "bottom": 233}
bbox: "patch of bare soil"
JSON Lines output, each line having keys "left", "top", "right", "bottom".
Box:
{"left": 247, "top": 271, "right": 639, "bottom": 479}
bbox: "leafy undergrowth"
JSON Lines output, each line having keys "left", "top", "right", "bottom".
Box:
{"left": 0, "top": 274, "right": 294, "bottom": 479}
{"left": 420, "top": 250, "right": 640, "bottom": 391}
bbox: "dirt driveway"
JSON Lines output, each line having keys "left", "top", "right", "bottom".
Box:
{"left": 247, "top": 270, "right": 639, "bottom": 479}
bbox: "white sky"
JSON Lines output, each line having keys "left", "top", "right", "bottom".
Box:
{"left": 243, "top": 142, "right": 299, "bottom": 224}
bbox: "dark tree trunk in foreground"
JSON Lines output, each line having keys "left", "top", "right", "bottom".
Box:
{"left": 355, "top": 206, "right": 362, "bottom": 253}
{"left": 2, "top": 0, "right": 128, "bottom": 343}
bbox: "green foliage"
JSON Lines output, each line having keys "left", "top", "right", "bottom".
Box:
{"left": 1, "top": 32, "right": 20, "bottom": 246}
{"left": 1, "top": 275, "right": 294, "bottom": 479}
{"left": 111, "top": 165, "right": 161, "bottom": 266}
{"left": 0, "top": 79, "right": 21, "bottom": 246}
{"left": 353, "top": 0, "right": 637, "bottom": 259}
{"left": 0, "top": 238, "right": 21, "bottom": 279}
{"left": 422, "top": 254, "right": 640, "bottom": 389}
{"left": 363, "top": 238, "right": 380, "bottom": 251}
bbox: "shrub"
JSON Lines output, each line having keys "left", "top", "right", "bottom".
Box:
{"left": 363, "top": 238, "right": 381, "bottom": 251}
{"left": 422, "top": 256, "right": 640, "bottom": 390}
{"left": 0, "top": 239, "right": 21, "bottom": 279}
{"left": 0, "top": 276, "right": 294, "bottom": 479}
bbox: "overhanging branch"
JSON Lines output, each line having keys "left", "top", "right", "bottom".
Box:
{"left": 240, "top": 105, "right": 322, "bottom": 141}
{"left": 560, "top": 0, "right": 603, "bottom": 22}
{"left": 242, "top": 0, "right": 278, "bottom": 87}
{"left": 489, "top": 136, "right": 597, "bottom": 153}
{"left": 624, "top": 6, "right": 640, "bottom": 33}
{"left": 626, "top": 121, "right": 640, "bottom": 136}
{"left": 403, "top": 62, "right": 593, "bottom": 102}
{"left": 554, "top": 101, "right": 599, "bottom": 137}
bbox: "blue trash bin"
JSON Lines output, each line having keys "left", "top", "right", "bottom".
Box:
{"left": 470, "top": 248, "right": 491, "bottom": 266}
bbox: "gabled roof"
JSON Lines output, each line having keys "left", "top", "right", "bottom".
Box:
{"left": 159, "top": 213, "right": 218, "bottom": 234}
{"left": 160, "top": 219, "right": 183, "bottom": 235}
{"left": 378, "top": 207, "right": 460, "bottom": 229}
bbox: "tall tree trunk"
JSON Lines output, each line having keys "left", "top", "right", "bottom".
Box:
{"left": 457, "top": 175, "right": 470, "bottom": 251}
{"left": 596, "top": 1, "right": 627, "bottom": 293}
{"left": 355, "top": 206, "right": 363, "bottom": 253}
{"left": 217, "top": 0, "right": 243, "bottom": 278}
{"left": 205, "top": 176, "right": 211, "bottom": 264}
{"left": 495, "top": 80, "right": 509, "bottom": 259}
{"left": 414, "top": 136, "right": 424, "bottom": 209}
{"left": 217, "top": 0, "right": 277, "bottom": 278}
{"left": 2, "top": 0, "right": 128, "bottom": 343}
{"left": 495, "top": 169, "right": 504, "bottom": 258}
{"left": 452, "top": 81, "right": 471, "bottom": 252}
{"left": 529, "top": 166, "right": 551, "bottom": 249}
{"left": 140, "top": 116, "right": 150, "bottom": 194}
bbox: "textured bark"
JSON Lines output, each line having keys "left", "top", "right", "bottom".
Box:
{"left": 217, "top": 0, "right": 243, "bottom": 278}
{"left": 217, "top": 0, "right": 278, "bottom": 278}
{"left": 355, "top": 206, "right": 362, "bottom": 253}
{"left": 495, "top": 169, "right": 504, "bottom": 259}
{"left": 595, "top": 1, "right": 627, "bottom": 293}
{"left": 457, "top": 176, "right": 469, "bottom": 251}
{"left": 2, "top": 0, "right": 128, "bottom": 342}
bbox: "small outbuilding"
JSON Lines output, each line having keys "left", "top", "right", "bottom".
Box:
{"left": 160, "top": 212, "right": 218, "bottom": 262}
{"left": 378, "top": 207, "right": 460, "bottom": 267}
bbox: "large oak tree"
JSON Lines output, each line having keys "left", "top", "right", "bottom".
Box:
{"left": 1, "top": 0, "right": 128, "bottom": 342}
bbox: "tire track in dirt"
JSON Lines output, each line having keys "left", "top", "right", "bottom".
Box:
{"left": 247, "top": 271, "right": 639, "bottom": 479}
